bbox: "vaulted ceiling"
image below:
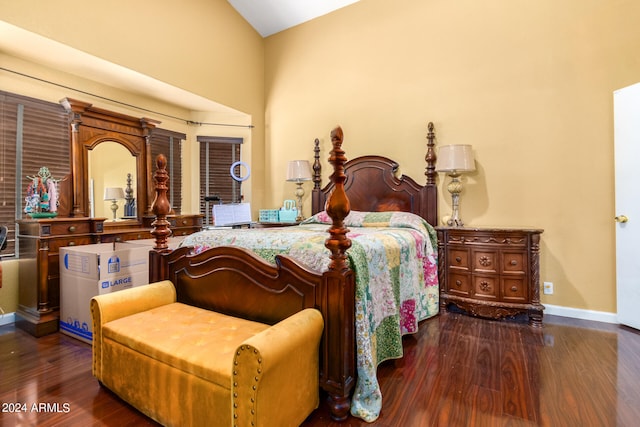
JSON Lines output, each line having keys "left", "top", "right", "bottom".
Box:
{"left": 227, "top": 0, "right": 359, "bottom": 37}
{"left": 0, "top": 1, "right": 360, "bottom": 113}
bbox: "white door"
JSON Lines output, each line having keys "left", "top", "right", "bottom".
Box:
{"left": 614, "top": 82, "right": 640, "bottom": 330}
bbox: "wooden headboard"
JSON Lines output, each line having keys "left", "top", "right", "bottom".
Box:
{"left": 312, "top": 122, "right": 438, "bottom": 225}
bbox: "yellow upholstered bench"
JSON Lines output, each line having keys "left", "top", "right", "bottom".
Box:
{"left": 91, "top": 280, "right": 324, "bottom": 427}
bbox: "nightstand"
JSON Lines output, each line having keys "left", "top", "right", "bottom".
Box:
{"left": 436, "top": 226, "right": 544, "bottom": 327}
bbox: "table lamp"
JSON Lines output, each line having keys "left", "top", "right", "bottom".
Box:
{"left": 104, "top": 187, "right": 125, "bottom": 221}
{"left": 436, "top": 145, "right": 476, "bottom": 226}
{"left": 286, "top": 160, "right": 312, "bottom": 221}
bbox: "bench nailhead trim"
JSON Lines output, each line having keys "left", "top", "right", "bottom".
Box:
{"left": 232, "top": 344, "right": 262, "bottom": 424}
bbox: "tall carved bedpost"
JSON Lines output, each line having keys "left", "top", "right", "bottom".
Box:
{"left": 311, "top": 137, "right": 323, "bottom": 215}
{"left": 425, "top": 122, "right": 437, "bottom": 185}
{"left": 124, "top": 173, "right": 135, "bottom": 217}
{"left": 149, "top": 154, "right": 173, "bottom": 282}
{"left": 322, "top": 126, "right": 356, "bottom": 421}
{"left": 325, "top": 127, "right": 351, "bottom": 271}
{"left": 422, "top": 121, "right": 438, "bottom": 225}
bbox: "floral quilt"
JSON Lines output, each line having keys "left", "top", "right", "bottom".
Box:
{"left": 180, "top": 211, "right": 439, "bottom": 422}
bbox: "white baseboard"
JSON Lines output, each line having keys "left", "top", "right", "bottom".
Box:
{"left": 0, "top": 306, "right": 622, "bottom": 327}
{"left": 0, "top": 311, "right": 16, "bottom": 327}
{"left": 543, "top": 304, "right": 618, "bottom": 324}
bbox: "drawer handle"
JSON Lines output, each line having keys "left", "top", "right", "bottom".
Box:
{"left": 115, "top": 237, "right": 122, "bottom": 243}
{"left": 510, "top": 260, "right": 518, "bottom": 266}
{"left": 479, "top": 281, "right": 491, "bottom": 292}
{"left": 68, "top": 226, "right": 77, "bottom": 232}
{"left": 511, "top": 286, "right": 518, "bottom": 292}
{"left": 455, "top": 256, "right": 462, "bottom": 263}
{"left": 137, "top": 234, "right": 142, "bottom": 239}
{"left": 68, "top": 241, "right": 76, "bottom": 246}
{"left": 455, "top": 280, "right": 462, "bottom": 287}
{"left": 182, "top": 219, "right": 188, "bottom": 225}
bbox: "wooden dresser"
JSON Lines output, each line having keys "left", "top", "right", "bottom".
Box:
{"left": 15, "top": 217, "right": 105, "bottom": 337}
{"left": 166, "top": 214, "right": 204, "bottom": 237}
{"left": 436, "top": 227, "right": 544, "bottom": 327}
{"left": 14, "top": 100, "right": 205, "bottom": 337}
{"left": 15, "top": 214, "right": 203, "bottom": 337}
{"left": 99, "top": 214, "right": 203, "bottom": 242}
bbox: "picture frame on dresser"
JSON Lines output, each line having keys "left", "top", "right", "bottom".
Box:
{"left": 436, "top": 226, "right": 545, "bottom": 327}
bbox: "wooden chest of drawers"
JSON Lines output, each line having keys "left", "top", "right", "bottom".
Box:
{"left": 16, "top": 217, "right": 105, "bottom": 337}
{"left": 99, "top": 228, "right": 153, "bottom": 243}
{"left": 99, "top": 214, "right": 203, "bottom": 243}
{"left": 168, "top": 214, "right": 204, "bottom": 236}
{"left": 436, "top": 227, "right": 544, "bottom": 326}
{"left": 141, "top": 214, "right": 204, "bottom": 237}
{"left": 16, "top": 214, "right": 203, "bottom": 337}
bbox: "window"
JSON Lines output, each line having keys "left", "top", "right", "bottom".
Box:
{"left": 0, "top": 91, "right": 69, "bottom": 258}
{"left": 150, "top": 129, "right": 185, "bottom": 214}
{"left": 198, "top": 136, "right": 243, "bottom": 225}
{"left": 0, "top": 90, "right": 187, "bottom": 257}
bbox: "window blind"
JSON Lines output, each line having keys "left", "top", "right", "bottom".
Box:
{"left": 0, "top": 91, "right": 69, "bottom": 258}
{"left": 198, "top": 136, "right": 243, "bottom": 225}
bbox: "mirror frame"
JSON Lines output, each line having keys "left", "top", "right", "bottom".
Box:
{"left": 60, "top": 98, "right": 160, "bottom": 224}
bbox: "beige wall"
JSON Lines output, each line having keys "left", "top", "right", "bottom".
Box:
{"left": 264, "top": 0, "right": 640, "bottom": 313}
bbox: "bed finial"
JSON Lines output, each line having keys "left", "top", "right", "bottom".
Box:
{"left": 425, "top": 122, "right": 437, "bottom": 186}
{"left": 151, "top": 154, "right": 172, "bottom": 251}
{"left": 325, "top": 126, "right": 352, "bottom": 272}
{"left": 313, "top": 138, "right": 321, "bottom": 190}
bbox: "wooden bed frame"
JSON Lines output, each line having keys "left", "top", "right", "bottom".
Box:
{"left": 148, "top": 124, "right": 438, "bottom": 421}
{"left": 311, "top": 122, "right": 438, "bottom": 223}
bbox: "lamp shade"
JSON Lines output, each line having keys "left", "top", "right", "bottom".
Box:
{"left": 104, "top": 187, "right": 125, "bottom": 201}
{"left": 435, "top": 145, "right": 476, "bottom": 173}
{"left": 286, "top": 160, "right": 312, "bottom": 181}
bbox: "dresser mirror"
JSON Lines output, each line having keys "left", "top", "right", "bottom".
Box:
{"left": 61, "top": 97, "right": 159, "bottom": 224}
{"left": 88, "top": 141, "right": 137, "bottom": 220}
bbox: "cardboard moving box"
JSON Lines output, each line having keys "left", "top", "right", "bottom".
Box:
{"left": 59, "top": 242, "right": 150, "bottom": 343}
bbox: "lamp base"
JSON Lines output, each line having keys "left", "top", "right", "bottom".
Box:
{"left": 110, "top": 200, "right": 119, "bottom": 221}
{"left": 446, "top": 216, "right": 464, "bottom": 227}
{"left": 446, "top": 172, "right": 465, "bottom": 227}
{"left": 295, "top": 182, "right": 305, "bottom": 222}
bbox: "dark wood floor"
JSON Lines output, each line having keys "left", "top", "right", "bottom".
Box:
{"left": 1, "top": 311, "right": 639, "bottom": 427}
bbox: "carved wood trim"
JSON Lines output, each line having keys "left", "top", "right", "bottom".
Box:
{"left": 150, "top": 154, "right": 172, "bottom": 253}
{"left": 311, "top": 123, "right": 438, "bottom": 225}
{"left": 325, "top": 126, "right": 352, "bottom": 273}
{"left": 447, "top": 235, "right": 527, "bottom": 246}
{"left": 60, "top": 98, "right": 160, "bottom": 220}
{"left": 425, "top": 121, "right": 437, "bottom": 186}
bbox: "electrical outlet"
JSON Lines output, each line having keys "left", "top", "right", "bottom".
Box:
{"left": 543, "top": 281, "right": 554, "bottom": 295}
